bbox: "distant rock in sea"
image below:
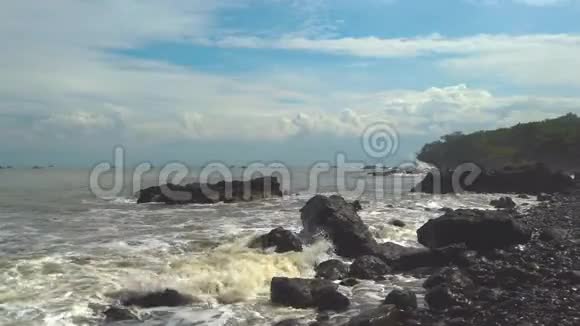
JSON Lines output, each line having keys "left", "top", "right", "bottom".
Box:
{"left": 136, "top": 176, "right": 283, "bottom": 204}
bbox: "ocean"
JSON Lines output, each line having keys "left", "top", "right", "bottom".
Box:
{"left": 0, "top": 167, "right": 528, "bottom": 325}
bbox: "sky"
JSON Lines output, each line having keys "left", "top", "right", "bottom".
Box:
{"left": 1, "top": 0, "right": 580, "bottom": 167}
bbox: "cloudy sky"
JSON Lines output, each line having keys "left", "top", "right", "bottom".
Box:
{"left": 1, "top": 0, "right": 580, "bottom": 166}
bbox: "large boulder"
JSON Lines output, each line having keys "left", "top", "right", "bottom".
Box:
{"left": 349, "top": 255, "right": 391, "bottom": 280}
{"left": 270, "top": 277, "right": 348, "bottom": 310}
{"left": 137, "top": 177, "right": 283, "bottom": 204}
{"left": 315, "top": 259, "right": 349, "bottom": 280}
{"left": 412, "top": 164, "right": 574, "bottom": 195}
{"left": 300, "top": 195, "right": 378, "bottom": 258}
{"left": 417, "top": 209, "right": 531, "bottom": 250}
{"left": 248, "top": 227, "right": 302, "bottom": 253}
{"left": 119, "top": 289, "right": 193, "bottom": 308}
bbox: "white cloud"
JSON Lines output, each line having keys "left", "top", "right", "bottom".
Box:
{"left": 203, "top": 33, "right": 580, "bottom": 87}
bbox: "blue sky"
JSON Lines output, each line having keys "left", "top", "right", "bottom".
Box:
{"left": 1, "top": 0, "right": 580, "bottom": 166}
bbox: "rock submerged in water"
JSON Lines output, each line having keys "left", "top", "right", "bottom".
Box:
{"left": 417, "top": 209, "right": 531, "bottom": 250}
{"left": 136, "top": 176, "right": 283, "bottom": 204}
{"left": 270, "top": 277, "right": 349, "bottom": 311}
{"left": 299, "top": 195, "right": 378, "bottom": 258}
{"left": 315, "top": 259, "right": 349, "bottom": 280}
{"left": 119, "top": 289, "right": 193, "bottom": 308}
{"left": 248, "top": 227, "right": 302, "bottom": 253}
{"left": 490, "top": 196, "right": 516, "bottom": 210}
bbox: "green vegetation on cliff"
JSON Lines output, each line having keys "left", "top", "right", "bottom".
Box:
{"left": 417, "top": 113, "right": 580, "bottom": 171}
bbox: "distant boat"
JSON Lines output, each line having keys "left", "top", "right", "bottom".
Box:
{"left": 48, "top": 164, "right": 55, "bottom": 168}
{"left": 0, "top": 166, "right": 4, "bottom": 169}
{"left": 6, "top": 166, "right": 12, "bottom": 169}
{"left": 32, "top": 166, "right": 43, "bottom": 169}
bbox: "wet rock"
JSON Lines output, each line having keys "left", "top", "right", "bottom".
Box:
{"left": 417, "top": 209, "right": 531, "bottom": 250}
{"left": 389, "top": 219, "right": 406, "bottom": 228}
{"left": 384, "top": 289, "right": 418, "bottom": 310}
{"left": 248, "top": 227, "right": 303, "bottom": 253}
{"left": 346, "top": 304, "right": 402, "bottom": 326}
{"left": 270, "top": 277, "right": 341, "bottom": 309}
{"left": 137, "top": 177, "right": 283, "bottom": 204}
{"left": 300, "top": 195, "right": 378, "bottom": 258}
{"left": 315, "top": 259, "right": 349, "bottom": 280}
{"left": 517, "top": 194, "right": 530, "bottom": 199}
{"left": 103, "top": 306, "right": 139, "bottom": 322}
{"left": 349, "top": 255, "right": 391, "bottom": 280}
{"left": 120, "top": 289, "right": 193, "bottom": 308}
{"left": 490, "top": 197, "right": 516, "bottom": 210}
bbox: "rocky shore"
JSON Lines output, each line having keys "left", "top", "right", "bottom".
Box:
{"left": 102, "top": 177, "right": 579, "bottom": 325}
{"left": 264, "top": 186, "right": 580, "bottom": 325}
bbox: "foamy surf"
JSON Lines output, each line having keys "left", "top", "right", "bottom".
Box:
{"left": 121, "top": 237, "right": 333, "bottom": 305}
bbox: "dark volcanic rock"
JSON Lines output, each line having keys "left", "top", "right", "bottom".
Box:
{"left": 346, "top": 305, "right": 402, "bottom": 326}
{"left": 411, "top": 164, "right": 573, "bottom": 195}
{"left": 384, "top": 289, "right": 418, "bottom": 310}
{"left": 103, "top": 306, "right": 139, "bottom": 322}
{"left": 417, "top": 209, "right": 531, "bottom": 250}
{"left": 248, "top": 227, "right": 302, "bottom": 253}
{"left": 300, "top": 195, "right": 378, "bottom": 258}
{"left": 120, "top": 289, "right": 193, "bottom": 308}
{"left": 137, "top": 176, "right": 283, "bottom": 204}
{"left": 315, "top": 259, "right": 349, "bottom": 280}
{"left": 270, "top": 277, "right": 344, "bottom": 310}
{"left": 349, "top": 255, "right": 391, "bottom": 280}
{"left": 490, "top": 197, "right": 516, "bottom": 209}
